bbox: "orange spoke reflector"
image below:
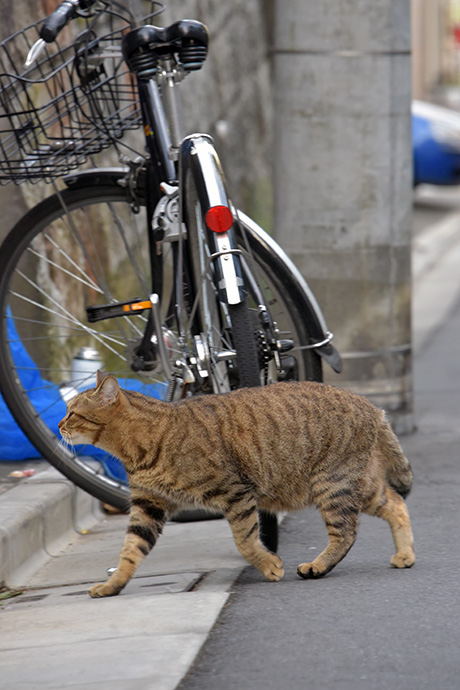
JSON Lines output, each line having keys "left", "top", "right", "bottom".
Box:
{"left": 205, "top": 205, "right": 234, "bottom": 233}
{"left": 122, "top": 301, "right": 152, "bottom": 312}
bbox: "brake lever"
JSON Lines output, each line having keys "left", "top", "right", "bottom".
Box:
{"left": 24, "top": 38, "right": 47, "bottom": 67}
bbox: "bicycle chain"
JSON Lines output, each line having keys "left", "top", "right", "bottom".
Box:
{"left": 255, "top": 329, "right": 272, "bottom": 385}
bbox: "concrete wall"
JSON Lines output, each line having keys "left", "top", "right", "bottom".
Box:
{"left": 412, "top": 0, "right": 447, "bottom": 100}
{"left": 273, "top": 0, "right": 413, "bottom": 432}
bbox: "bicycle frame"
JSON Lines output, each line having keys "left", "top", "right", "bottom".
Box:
{"left": 64, "top": 165, "right": 342, "bottom": 374}
{"left": 90, "top": 31, "right": 339, "bottom": 374}
{"left": 136, "top": 65, "right": 247, "bottom": 305}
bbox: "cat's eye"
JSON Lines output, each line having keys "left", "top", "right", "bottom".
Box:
{"left": 67, "top": 411, "right": 74, "bottom": 420}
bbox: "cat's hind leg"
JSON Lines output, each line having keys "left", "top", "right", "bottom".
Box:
{"left": 297, "top": 504, "right": 360, "bottom": 580}
{"left": 89, "top": 490, "right": 171, "bottom": 598}
{"left": 224, "top": 485, "right": 284, "bottom": 581}
{"left": 364, "top": 484, "right": 415, "bottom": 569}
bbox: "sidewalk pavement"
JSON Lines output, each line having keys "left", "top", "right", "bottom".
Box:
{"left": 1, "top": 201, "right": 460, "bottom": 690}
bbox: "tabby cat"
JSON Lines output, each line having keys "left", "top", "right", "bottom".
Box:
{"left": 58, "top": 371, "right": 415, "bottom": 597}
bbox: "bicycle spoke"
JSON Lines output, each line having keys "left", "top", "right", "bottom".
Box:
{"left": 30, "top": 233, "right": 103, "bottom": 293}
{"left": 53, "top": 189, "right": 114, "bottom": 300}
{"left": 108, "top": 202, "right": 150, "bottom": 296}
{"left": 10, "top": 285, "right": 128, "bottom": 357}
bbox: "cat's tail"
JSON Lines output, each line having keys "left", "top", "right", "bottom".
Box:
{"left": 378, "top": 416, "right": 413, "bottom": 499}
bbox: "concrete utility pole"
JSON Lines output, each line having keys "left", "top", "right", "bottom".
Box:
{"left": 273, "top": 0, "right": 413, "bottom": 433}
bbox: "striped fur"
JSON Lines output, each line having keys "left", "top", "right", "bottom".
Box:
{"left": 58, "top": 373, "right": 414, "bottom": 597}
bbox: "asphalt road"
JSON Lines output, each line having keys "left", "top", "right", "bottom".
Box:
{"left": 179, "top": 398, "right": 460, "bottom": 690}
{"left": 412, "top": 184, "right": 460, "bottom": 235}
{"left": 178, "top": 198, "right": 460, "bottom": 690}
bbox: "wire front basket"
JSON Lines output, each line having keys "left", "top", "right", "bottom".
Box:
{"left": 0, "top": 2, "right": 164, "bottom": 184}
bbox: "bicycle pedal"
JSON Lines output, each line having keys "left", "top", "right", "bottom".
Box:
{"left": 86, "top": 299, "right": 151, "bottom": 323}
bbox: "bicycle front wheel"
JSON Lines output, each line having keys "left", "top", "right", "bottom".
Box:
{"left": 0, "top": 185, "right": 160, "bottom": 508}
{"left": 0, "top": 182, "right": 321, "bottom": 510}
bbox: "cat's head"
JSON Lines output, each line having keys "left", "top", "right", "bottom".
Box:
{"left": 58, "top": 370, "right": 121, "bottom": 447}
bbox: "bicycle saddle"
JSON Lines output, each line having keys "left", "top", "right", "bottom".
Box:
{"left": 122, "top": 20, "right": 209, "bottom": 73}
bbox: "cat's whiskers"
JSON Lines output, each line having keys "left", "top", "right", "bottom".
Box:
{"left": 45, "top": 435, "right": 77, "bottom": 473}
{"left": 58, "top": 432, "right": 75, "bottom": 455}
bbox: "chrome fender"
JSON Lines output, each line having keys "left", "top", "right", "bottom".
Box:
{"left": 236, "top": 211, "right": 342, "bottom": 374}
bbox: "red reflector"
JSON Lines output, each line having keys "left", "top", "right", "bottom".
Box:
{"left": 205, "top": 206, "right": 234, "bottom": 233}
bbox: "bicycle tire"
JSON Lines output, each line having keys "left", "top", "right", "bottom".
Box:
{"left": 180, "top": 141, "right": 261, "bottom": 394}
{"left": 0, "top": 183, "right": 321, "bottom": 510}
{"left": 179, "top": 153, "right": 280, "bottom": 548}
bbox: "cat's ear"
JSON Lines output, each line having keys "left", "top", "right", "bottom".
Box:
{"left": 97, "top": 375, "right": 120, "bottom": 405}
{"left": 96, "top": 369, "right": 110, "bottom": 388}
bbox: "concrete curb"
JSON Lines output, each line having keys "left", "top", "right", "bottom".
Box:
{"left": 412, "top": 209, "right": 460, "bottom": 354}
{"left": 0, "top": 466, "right": 102, "bottom": 589}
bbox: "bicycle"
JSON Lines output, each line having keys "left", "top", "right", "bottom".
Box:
{"left": 0, "top": 0, "right": 341, "bottom": 549}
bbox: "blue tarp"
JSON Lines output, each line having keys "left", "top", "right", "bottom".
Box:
{"left": 1, "top": 312, "right": 166, "bottom": 482}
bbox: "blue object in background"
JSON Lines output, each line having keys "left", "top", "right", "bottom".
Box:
{"left": 1, "top": 310, "right": 166, "bottom": 483}
{"left": 413, "top": 100, "right": 460, "bottom": 186}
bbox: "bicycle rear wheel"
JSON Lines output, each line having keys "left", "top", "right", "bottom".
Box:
{"left": 0, "top": 183, "right": 321, "bottom": 510}
{"left": 180, "top": 140, "right": 261, "bottom": 394}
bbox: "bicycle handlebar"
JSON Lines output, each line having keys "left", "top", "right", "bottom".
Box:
{"left": 40, "top": 0, "right": 97, "bottom": 43}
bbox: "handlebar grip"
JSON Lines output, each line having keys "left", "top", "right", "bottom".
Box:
{"left": 40, "top": 0, "right": 80, "bottom": 43}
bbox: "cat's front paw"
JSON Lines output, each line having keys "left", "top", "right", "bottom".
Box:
{"left": 89, "top": 582, "right": 123, "bottom": 598}
{"left": 390, "top": 552, "right": 415, "bottom": 569}
{"left": 260, "top": 554, "right": 284, "bottom": 582}
{"left": 296, "top": 562, "right": 326, "bottom": 579}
